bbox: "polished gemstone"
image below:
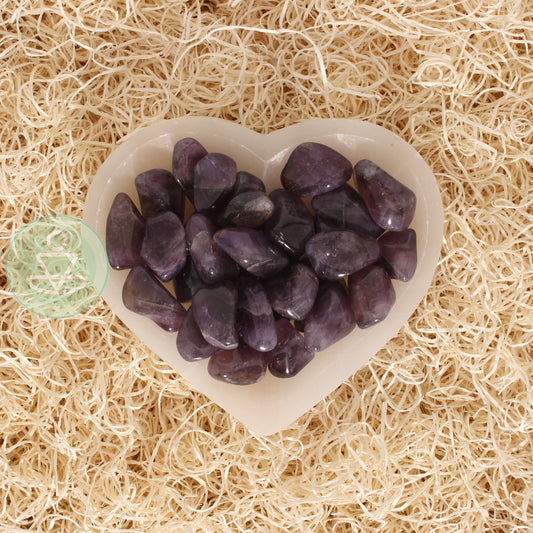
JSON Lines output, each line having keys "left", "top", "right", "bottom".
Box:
{"left": 106, "top": 193, "right": 145, "bottom": 270}
{"left": 172, "top": 256, "right": 208, "bottom": 303}
{"left": 122, "top": 266, "right": 185, "bottom": 332}
{"left": 192, "top": 283, "right": 239, "bottom": 350}
{"left": 305, "top": 229, "right": 380, "bottom": 279}
{"left": 176, "top": 307, "right": 218, "bottom": 361}
{"left": 354, "top": 159, "right": 416, "bottom": 231}
{"left": 311, "top": 184, "right": 382, "bottom": 237}
{"left": 379, "top": 229, "right": 417, "bottom": 281}
{"left": 213, "top": 227, "right": 289, "bottom": 278}
{"left": 268, "top": 318, "right": 314, "bottom": 378}
{"left": 218, "top": 191, "right": 274, "bottom": 228}
{"left": 264, "top": 189, "right": 315, "bottom": 257}
{"left": 348, "top": 263, "right": 396, "bottom": 328}
{"left": 264, "top": 263, "right": 318, "bottom": 320}
{"left": 134, "top": 168, "right": 183, "bottom": 219}
{"left": 193, "top": 152, "right": 237, "bottom": 212}
{"left": 140, "top": 211, "right": 186, "bottom": 281}
{"left": 233, "top": 171, "right": 266, "bottom": 194}
{"left": 304, "top": 280, "right": 356, "bottom": 351}
{"left": 208, "top": 345, "right": 267, "bottom": 385}
{"left": 281, "top": 142, "right": 353, "bottom": 197}
{"left": 236, "top": 277, "right": 277, "bottom": 352}
{"left": 172, "top": 137, "right": 208, "bottom": 201}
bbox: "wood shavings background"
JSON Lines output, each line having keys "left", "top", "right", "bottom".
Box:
{"left": 1, "top": 1, "right": 532, "bottom": 531}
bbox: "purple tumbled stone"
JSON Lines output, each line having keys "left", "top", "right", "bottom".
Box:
{"left": 233, "top": 171, "right": 266, "bottom": 194}
{"left": 281, "top": 142, "right": 353, "bottom": 197}
{"left": 354, "top": 160, "right": 416, "bottom": 231}
{"left": 304, "top": 280, "right": 356, "bottom": 352}
{"left": 379, "top": 229, "right": 417, "bottom": 282}
{"left": 213, "top": 227, "right": 289, "bottom": 278}
{"left": 193, "top": 153, "right": 237, "bottom": 212}
{"left": 172, "top": 256, "right": 208, "bottom": 303}
{"left": 192, "top": 283, "right": 238, "bottom": 350}
{"left": 305, "top": 229, "right": 380, "bottom": 280}
{"left": 236, "top": 277, "right": 277, "bottom": 352}
{"left": 218, "top": 191, "right": 274, "bottom": 228}
{"left": 122, "top": 266, "right": 185, "bottom": 332}
{"left": 268, "top": 318, "right": 314, "bottom": 378}
{"left": 348, "top": 263, "right": 396, "bottom": 328}
{"left": 264, "top": 189, "right": 315, "bottom": 257}
{"left": 141, "top": 211, "right": 186, "bottom": 281}
{"left": 106, "top": 193, "right": 145, "bottom": 270}
{"left": 208, "top": 345, "right": 267, "bottom": 385}
{"left": 311, "top": 184, "right": 382, "bottom": 237}
{"left": 134, "top": 168, "right": 183, "bottom": 219}
{"left": 176, "top": 307, "right": 218, "bottom": 361}
{"left": 172, "top": 137, "right": 208, "bottom": 201}
{"left": 264, "top": 263, "right": 318, "bottom": 320}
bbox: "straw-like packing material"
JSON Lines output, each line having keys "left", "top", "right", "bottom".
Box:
{"left": 1, "top": 1, "right": 532, "bottom": 531}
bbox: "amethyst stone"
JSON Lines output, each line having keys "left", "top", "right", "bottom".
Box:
{"left": 106, "top": 193, "right": 145, "bottom": 270}
{"left": 354, "top": 160, "right": 416, "bottom": 231}
{"left": 213, "top": 227, "right": 289, "bottom": 278}
{"left": 193, "top": 153, "right": 237, "bottom": 212}
{"left": 264, "top": 189, "right": 315, "bottom": 257}
{"left": 172, "top": 137, "right": 208, "bottom": 201}
{"left": 192, "top": 283, "right": 238, "bottom": 350}
{"left": 304, "top": 280, "right": 356, "bottom": 352}
{"left": 176, "top": 307, "right": 218, "bottom": 361}
{"left": 311, "top": 184, "right": 382, "bottom": 237}
{"left": 233, "top": 171, "right": 266, "bottom": 194}
{"left": 172, "top": 256, "right": 208, "bottom": 303}
{"left": 348, "top": 263, "right": 396, "bottom": 328}
{"left": 140, "top": 211, "right": 186, "bottom": 281}
{"left": 134, "top": 168, "right": 183, "bottom": 219}
{"left": 236, "top": 277, "right": 277, "bottom": 352}
{"left": 305, "top": 229, "right": 380, "bottom": 279}
{"left": 122, "top": 266, "right": 185, "bottom": 332}
{"left": 218, "top": 191, "right": 274, "bottom": 228}
{"left": 264, "top": 263, "right": 318, "bottom": 320}
{"left": 208, "top": 345, "right": 267, "bottom": 385}
{"left": 379, "top": 229, "right": 417, "bottom": 281}
{"left": 268, "top": 318, "right": 314, "bottom": 378}
{"left": 281, "top": 142, "right": 353, "bottom": 197}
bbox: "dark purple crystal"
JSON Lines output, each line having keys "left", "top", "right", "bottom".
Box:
{"left": 176, "top": 307, "right": 218, "bottom": 361}
{"left": 233, "top": 171, "right": 266, "bottom": 194}
{"left": 379, "top": 229, "right": 417, "bottom": 281}
{"left": 172, "top": 137, "right": 208, "bottom": 201}
{"left": 213, "top": 227, "right": 289, "bottom": 278}
{"left": 264, "top": 263, "right": 318, "bottom": 320}
{"left": 218, "top": 191, "right": 274, "bottom": 228}
{"left": 348, "top": 263, "right": 396, "bottom": 328}
{"left": 281, "top": 142, "right": 353, "bottom": 197}
{"left": 140, "top": 211, "right": 186, "bottom": 281}
{"left": 192, "top": 283, "right": 238, "bottom": 350}
{"left": 208, "top": 345, "right": 267, "bottom": 385}
{"left": 122, "top": 266, "right": 185, "bottom": 332}
{"left": 106, "top": 193, "right": 145, "bottom": 270}
{"left": 135, "top": 168, "right": 183, "bottom": 219}
{"left": 193, "top": 153, "right": 237, "bottom": 212}
{"left": 263, "top": 189, "right": 315, "bottom": 257}
{"left": 305, "top": 229, "right": 380, "bottom": 279}
{"left": 236, "top": 277, "right": 277, "bottom": 352}
{"left": 172, "top": 256, "right": 208, "bottom": 303}
{"left": 268, "top": 318, "right": 314, "bottom": 378}
{"left": 354, "top": 160, "right": 416, "bottom": 231}
{"left": 311, "top": 184, "right": 382, "bottom": 237}
{"left": 304, "top": 280, "right": 356, "bottom": 352}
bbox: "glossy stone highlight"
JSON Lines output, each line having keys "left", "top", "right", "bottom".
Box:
{"left": 348, "top": 263, "right": 396, "bottom": 328}
{"left": 140, "top": 211, "right": 186, "bottom": 281}
{"left": 305, "top": 229, "right": 380, "bottom": 279}
{"left": 122, "top": 266, "right": 185, "bottom": 332}
{"left": 268, "top": 318, "right": 314, "bottom": 378}
{"left": 281, "top": 142, "right": 353, "bottom": 196}
{"left": 218, "top": 191, "right": 274, "bottom": 228}
{"left": 176, "top": 307, "right": 218, "bottom": 361}
{"left": 304, "top": 280, "right": 356, "bottom": 352}
{"left": 379, "top": 229, "right": 417, "bottom": 281}
{"left": 172, "top": 256, "right": 208, "bottom": 303}
{"left": 208, "top": 345, "right": 267, "bottom": 385}
{"left": 354, "top": 159, "right": 416, "bottom": 231}
{"left": 106, "top": 193, "right": 145, "bottom": 270}
{"left": 135, "top": 168, "right": 183, "bottom": 219}
{"left": 172, "top": 137, "right": 208, "bottom": 201}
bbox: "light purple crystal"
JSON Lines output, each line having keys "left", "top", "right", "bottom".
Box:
{"left": 176, "top": 307, "right": 218, "bottom": 361}
{"left": 122, "top": 266, "right": 185, "bottom": 332}
{"left": 208, "top": 345, "right": 267, "bottom": 385}
{"left": 233, "top": 171, "right": 265, "bottom": 194}
{"left": 379, "top": 229, "right": 417, "bottom": 281}
{"left": 218, "top": 191, "right": 274, "bottom": 228}
{"left": 193, "top": 153, "right": 237, "bottom": 212}
{"left": 172, "top": 137, "right": 207, "bottom": 201}
{"left": 134, "top": 168, "right": 183, "bottom": 219}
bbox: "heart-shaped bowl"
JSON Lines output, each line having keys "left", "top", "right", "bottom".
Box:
{"left": 83, "top": 116, "right": 443, "bottom": 435}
